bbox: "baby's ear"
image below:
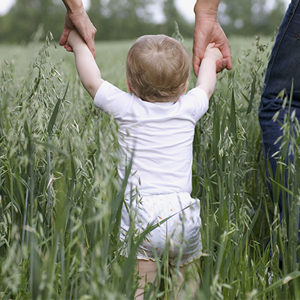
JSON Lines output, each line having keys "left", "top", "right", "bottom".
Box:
{"left": 126, "top": 79, "right": 133, "bottom": 93}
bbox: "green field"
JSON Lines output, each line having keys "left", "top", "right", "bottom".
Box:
{"left": 1, "top": 34, "right": 300, "bottom": 299}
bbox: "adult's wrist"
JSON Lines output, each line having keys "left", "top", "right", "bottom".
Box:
{"left": 63, "top": 0, "right": 84, "bottom": 14}
{"left": 194, "top": 0, "right": 219, "bottom": 21}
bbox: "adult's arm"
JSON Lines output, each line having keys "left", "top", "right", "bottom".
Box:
{"left": 193, "top": 0, "right": 232, "bottom": 76}
{"left": 59, "top": 0, "right": 97, "bottom": 58}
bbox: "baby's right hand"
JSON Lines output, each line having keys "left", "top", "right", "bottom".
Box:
{"left": 204, "top": 43, "right": 223, "bottom": 62}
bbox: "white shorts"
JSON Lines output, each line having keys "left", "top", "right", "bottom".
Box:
{"left": 120, "top": 192, "right": 202, "bottom": 267}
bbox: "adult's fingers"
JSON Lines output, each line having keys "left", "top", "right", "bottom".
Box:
{"left": 192, "top": 31, "right": 207, "bottom": 76}
{"left": 82, "top": 26, "right": 97, "bottom": 59}
{"left": 218, "top": 40, "right": 232, "bottom": 71}
{"left": 59, "top": 27, "right": 71, "bottom": 47}
{"left": 64, "top": 44, "right": 73, "bottom": 52}
{"left": 192, "top": 53, "right": 201, "bottom": 77}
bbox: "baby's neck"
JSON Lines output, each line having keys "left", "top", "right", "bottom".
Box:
{"left": 147, "top": 95, "right": 180, "bottom": 104}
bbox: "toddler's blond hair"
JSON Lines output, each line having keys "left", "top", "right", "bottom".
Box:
{"left": 126, "top": 35, "right": 191, "bottom": 102}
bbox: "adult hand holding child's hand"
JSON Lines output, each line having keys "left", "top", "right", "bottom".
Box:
{"left": 59, "top": 0, "right": 97, "bottom": 58}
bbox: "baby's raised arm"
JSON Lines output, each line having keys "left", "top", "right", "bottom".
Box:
{"left": 196, "top": 43, "right": 223, "bottom": 99}
{"left": 67, "top": 30, "right": 104, "bottom": 99}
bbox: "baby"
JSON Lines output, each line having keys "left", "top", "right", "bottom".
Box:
{"left": 67, "top": 31, "right": 222, "bottom": 299}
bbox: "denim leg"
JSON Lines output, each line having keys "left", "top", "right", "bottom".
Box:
{"left": 259, "top": 0, "right": 300, "bottom": 244}
{"left": 261, "top": 0, "right": 300, "bottom": 104}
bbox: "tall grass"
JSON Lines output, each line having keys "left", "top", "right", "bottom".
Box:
{"left": 0, "top": 33, "right": 299, "bottom": 299}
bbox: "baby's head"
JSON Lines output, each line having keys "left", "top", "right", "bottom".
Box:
{"left": 126, "top": 35, "right": 191, "bottom": 102}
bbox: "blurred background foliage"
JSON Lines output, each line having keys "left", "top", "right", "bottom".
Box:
{"left": 0, "top": 0, "right": 287, "bottom": 44}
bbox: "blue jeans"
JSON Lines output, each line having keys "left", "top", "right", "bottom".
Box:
{"left": 259, "top": 0, "right": 300, "bottom": 244}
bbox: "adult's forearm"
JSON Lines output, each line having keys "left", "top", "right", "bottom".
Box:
{"left": 62, "top": 0, "right": 84, "bottom": 13}
{"left": 194, "top": 0, "right": 220, "bottom": 19}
